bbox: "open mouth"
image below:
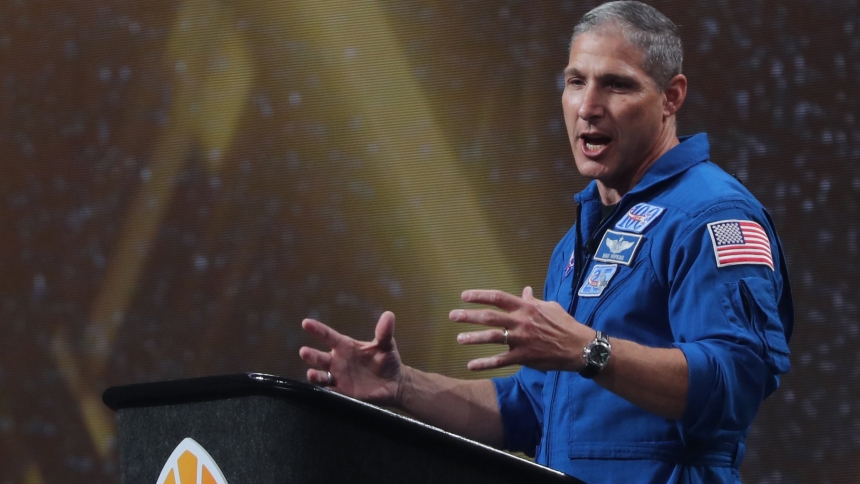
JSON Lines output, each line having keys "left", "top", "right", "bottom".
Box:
{"left": 580, "top": 133, "right": 612, "bottom": 156}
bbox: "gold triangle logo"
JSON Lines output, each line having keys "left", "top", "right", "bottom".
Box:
{"left": 155, "top": 438, "right": 229, "bottom": 484}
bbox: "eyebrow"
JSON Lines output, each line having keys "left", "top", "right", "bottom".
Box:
{"left": 563, "top": 67, "right": 640, "bottom": 86}
{"left": 563, "top": 66, "right": 581, "bottom": 77}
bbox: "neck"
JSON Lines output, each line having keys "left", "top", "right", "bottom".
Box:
{"left": 597, "top": 127, "right": 679, "bottom": 205}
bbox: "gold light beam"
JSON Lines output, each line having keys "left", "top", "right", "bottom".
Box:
{"left": 56, "top": 0, "right": 524, "bottom": 461}
{"left": 257, "top": 0, "right": 522, "bottom": 377}
{"left": 52, "top": 0, "right": 255, "bottom": 458}
{"left": 23, "top": 464, "right": 45, "bottom": 484}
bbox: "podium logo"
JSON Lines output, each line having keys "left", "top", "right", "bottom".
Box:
{"left": 156, "top": 438, "right": 229, "bottom": 484}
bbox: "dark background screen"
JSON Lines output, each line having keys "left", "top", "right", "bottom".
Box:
{"left": 0, "top": 1, "right": 857, "bottom": 482}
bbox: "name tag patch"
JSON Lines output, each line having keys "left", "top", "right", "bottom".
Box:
{"left": 578, "top": 264, "right": 618, "bottom": 297}
{"left": 593, "top": 230, "right": 643, "bottom": 266}
{"left": 615, "top": 203, "right": 665, "bottom": 233}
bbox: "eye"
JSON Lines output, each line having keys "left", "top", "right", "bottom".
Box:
{"left": 567, "top": 77, "right": 585, "bottom": 87}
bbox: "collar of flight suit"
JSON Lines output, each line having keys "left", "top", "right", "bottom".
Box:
{"left": 573, "top": 133, "right": 711, "bottom": 206}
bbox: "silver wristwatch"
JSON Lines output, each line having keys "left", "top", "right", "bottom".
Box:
{"left": 580, "top": 331, "right": 611, "bottom": 379}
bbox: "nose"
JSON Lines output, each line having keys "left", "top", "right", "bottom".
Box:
{"left": 577, "top": 84, "right": 604, "bottom": 121}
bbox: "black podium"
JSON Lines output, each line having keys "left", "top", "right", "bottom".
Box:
{"left": 103, "top": 373, "right": 583, "bottom": 484}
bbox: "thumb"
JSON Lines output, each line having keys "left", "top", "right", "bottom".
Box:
{"left": 522, "top": 286, "right": 534, "bottom": 300}
{"left": 374, "top": 311, "right": 396, "bottom": 351}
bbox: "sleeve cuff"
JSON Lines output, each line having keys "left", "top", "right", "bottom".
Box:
{"left": 492, "top": 373, "right": 543, "bottom": 455}
{"left": 676, "top": 340, "right": 771, "bottom": 439}
{"left": 676, "top": 341, "right": 716, "bottom": 432}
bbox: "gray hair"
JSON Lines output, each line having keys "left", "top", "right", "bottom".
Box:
{"left": 571, "top": 1, "right": 683, "bottom": 90}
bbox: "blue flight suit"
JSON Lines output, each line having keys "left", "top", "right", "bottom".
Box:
{"left": 492, "top": 134, "right": 793, "bottom": 483}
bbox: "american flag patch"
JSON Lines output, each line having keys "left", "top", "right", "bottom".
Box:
{"left": 707, "top": 220, "right": 774, "bottom": 270}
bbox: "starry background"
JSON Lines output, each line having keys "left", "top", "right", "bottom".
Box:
{"left": 0, "top": 0, "right": 857, "bottom": 482}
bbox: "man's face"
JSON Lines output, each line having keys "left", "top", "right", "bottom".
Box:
{"left": 562, "top": 29, "right": 670, "bottom": 188}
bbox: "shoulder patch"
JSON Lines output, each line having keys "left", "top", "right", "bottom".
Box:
{"left": 593, "top": 230, "right": 642, "bottom": 266}
{"left": 563, "top": 250, "right": 576, "bottom": 278}
{"left": 614, "top": 203, "right": 665, "bottom": 233}
{"left": 707, "top": 219, "right": 774, "bottom": 270}
{"left": 578, "top": 264, "right": 618, "bottom": 297}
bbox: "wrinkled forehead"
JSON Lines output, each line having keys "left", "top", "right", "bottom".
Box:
{"left": 566, "top": 28, "right": 649, "bottom": 80}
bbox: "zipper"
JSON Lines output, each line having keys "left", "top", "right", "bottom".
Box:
{"left": 543, "top": 371, "right": 561, "bottom": 466}
{"left": 543, "top": 202, "right": 584, "bottom": 466}
{"left": 544, "top": 201, "right": 623, "bottom": 466}
{"left": 545, "top": 249, "right": 592, "bottom": 467}
{"left": 569, "top": 252, "right": 592, "bottom": 316}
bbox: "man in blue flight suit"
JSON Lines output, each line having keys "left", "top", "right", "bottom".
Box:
{"left": 299, "top": 2, "right": 793, "bottom": 483}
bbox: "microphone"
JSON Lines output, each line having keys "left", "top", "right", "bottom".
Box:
{"left": 585, "top": 236, "right": 601, "bottom": 255}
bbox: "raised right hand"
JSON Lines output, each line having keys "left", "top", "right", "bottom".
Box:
{"left": 299, "top": 311, "right": 405, "bottom": 406}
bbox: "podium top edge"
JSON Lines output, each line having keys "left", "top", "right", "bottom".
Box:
{"left": 102, "top": 373, "right": 327, "bottom": 411}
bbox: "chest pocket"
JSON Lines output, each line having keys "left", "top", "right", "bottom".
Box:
{"left": 573, "top": 237, "right": 653, "bottom": 328}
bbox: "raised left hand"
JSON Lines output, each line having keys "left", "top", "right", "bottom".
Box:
{"left": 450, "top": 286, "right": 592, "bottom": 372}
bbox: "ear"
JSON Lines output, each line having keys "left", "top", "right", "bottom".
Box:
{"left": 663, "top": 74, "right": 687, "bottom": 118}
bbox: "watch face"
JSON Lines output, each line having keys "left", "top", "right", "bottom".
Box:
{"left": 595, "top": 346, "right": 610, "bottom": 365}
{"left": 589, "top": 343, "right": 610, "bottom": 366}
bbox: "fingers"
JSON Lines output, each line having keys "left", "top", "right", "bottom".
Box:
{"left": 449, "top": 308, "right": 515, "bottom": 328}
{"left": 301, "top": 318, "right": 345, "bottom": 348}
{"left": 374, "top": 311, "right": 396, "bottom": 351}
{"left": 457, "top": 328, "right": 508, "bottom": 345}
{"left": 299, "top": 346, "right": 332, "bottom": 369}
{"left": 306, "top": 368, "right": 332, "bottom": 386}
{"left": 467, "top": 351, "right": 516, "bottom": 371}
{"left": 461, "top": 289, "right": 523, "bottom": 312}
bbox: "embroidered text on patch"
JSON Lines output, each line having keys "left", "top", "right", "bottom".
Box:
{"left": 593, "top": 230, "right": 643, "bottom": 266}
{"left": 707, "top": 220, "right": 774, "bottom": 270}
{"left": 614, "top": 203, "right": 665, "bottom": 233}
